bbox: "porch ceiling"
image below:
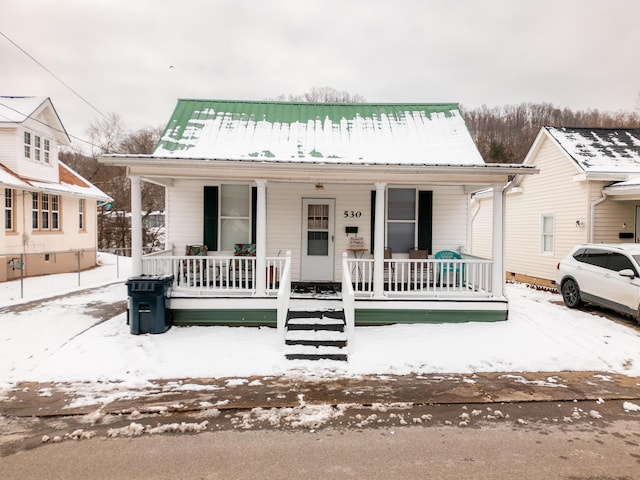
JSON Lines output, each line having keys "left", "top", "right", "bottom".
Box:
{"left": 103, "top": 156, "right": 537, "bottom": 189}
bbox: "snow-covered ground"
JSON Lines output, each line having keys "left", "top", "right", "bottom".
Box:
{"left": 1, "top": 253, "right": 640, "bottom": 392}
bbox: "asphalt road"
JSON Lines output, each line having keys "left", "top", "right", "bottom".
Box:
{"left": 3, "top": 420, "right": 640, "bottom": 480}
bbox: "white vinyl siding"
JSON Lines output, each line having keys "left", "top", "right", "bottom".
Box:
{"left": 473, "top": 135, "right": 590, "bottom": 283}
{"left": 469, "top": 195, "right": 493, "bottom": 259}
{"left": 166, "top": 180, "right": 469, "bottom": 282}
{"left": 589, "top": 181, "right": 639, "bottom": 244}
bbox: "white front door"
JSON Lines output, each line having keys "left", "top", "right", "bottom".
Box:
{"left": 301, "top": 198, "right": 335, "bottom": 281}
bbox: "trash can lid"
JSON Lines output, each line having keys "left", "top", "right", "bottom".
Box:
{"left": 126, "top": 274, "right": 174, "bottom": 283}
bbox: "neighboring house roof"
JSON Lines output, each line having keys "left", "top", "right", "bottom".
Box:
{"left": 153, "top": 99, "right": 485, "bottom": 166}
{"left": 0, "top": 164, "right": 31, "bottom": 190}
{"left": 544, "top": 127, "right": 640, "bottom": 174}
{"left": 0, "top": 96, "right": 71, "bottom": 145}
{"left": 0, "top": 161, "right": 111, "bottom": 201}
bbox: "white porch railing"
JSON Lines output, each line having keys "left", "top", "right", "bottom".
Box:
{"left": 276, "top": 251, "right": 292, "bottom": 351}
{"left": 346, "top": 255, "right": 494, "bottom": 296}
{"left": 341, "top": 253, "right": 355, "bottom": 354}
{"left": 141, "top": 255, "right": 288, "bottom": 293}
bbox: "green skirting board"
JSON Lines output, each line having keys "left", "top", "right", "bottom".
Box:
{"left": 170, "top": 308, "right": 506, "bottom": 326}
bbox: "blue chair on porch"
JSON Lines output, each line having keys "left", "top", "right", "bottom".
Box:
{"left": 435, "top": 250, "right": 463, "bottom": 286}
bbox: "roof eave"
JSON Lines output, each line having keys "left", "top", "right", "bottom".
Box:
{"left": 100, "top": 154, "right": 537, "bottom": 174}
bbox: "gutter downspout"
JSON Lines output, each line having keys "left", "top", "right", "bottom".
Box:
{"left": 468, "top": 194, "right": 481, "bottom": 254}
{"left": 590, "top": 191, "right": 607, "bottom": 243}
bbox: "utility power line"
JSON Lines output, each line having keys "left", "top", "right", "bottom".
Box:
{"left": 0, "top": 101, "right": 102, "bottom": 151}
{"left": 0, "top": 30, "right": 108, "bottom": 120}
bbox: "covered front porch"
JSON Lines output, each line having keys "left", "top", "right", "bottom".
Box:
{"left": 125, "top": 170, "right": 518, "bottom": 343}
{"left": 100, "top": 99, "right": 538, "bottom": 358}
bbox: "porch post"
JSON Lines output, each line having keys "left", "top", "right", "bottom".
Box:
{"left": 491, "top": 183, "right": 505, "bottom": 297}
{"left": 373, "top": 182, "right": 386, "bottom": 298}
{"left": 130, "top": 175, "right": 143, "bottom": 276}
{"left": 255, "top": 179, "right": 267, "bottom": 296}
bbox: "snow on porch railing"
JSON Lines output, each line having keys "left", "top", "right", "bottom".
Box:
{"left": 341, "top": 253, "right": 355, "bottom": 354}
{"left": 141, "top": 255, "right": 286, "bottom": 293}
{"left": 347, "top": 258, "right": 374, "bottom": 294}
{"left": 345, "top": 257, "right": 493, "bottom": 296}
{"left": 276, "top": 251, "right": 292, "bottom": 351}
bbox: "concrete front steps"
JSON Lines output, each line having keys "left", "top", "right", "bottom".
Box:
{"left": 284, "top": 309, "right": 348, "bottom": 361}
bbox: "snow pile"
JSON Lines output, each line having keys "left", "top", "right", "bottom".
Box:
{"left": 107, "top": 420, "right": 209, "bottom": 438}
{"left": 623, "top": 401, "right": 640, "bottom": 412}
{"left": 1, "top": 255, "right": 640, "bottom": 392}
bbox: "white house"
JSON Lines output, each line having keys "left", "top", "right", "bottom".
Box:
{"left": 0, "top": 96, "right": 111, "bottom": 282}
{"left": 100, "top": 99, "right": 536, "bottom": 358}
{"left": 471, "top": 126, "right": 640, "bottom": 288}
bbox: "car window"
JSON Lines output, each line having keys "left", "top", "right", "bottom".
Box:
{"left": 572, "top": 248, "right": 588, "bottom": 262}
{"left": 609, "top": 253, "right": 637, "bottom": 274}
{"left": 583, "top": 249, "right": 609, "bottom": 268}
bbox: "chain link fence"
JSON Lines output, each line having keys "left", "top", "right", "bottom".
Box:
{"left": 0, "top": 247, "right": 151, "bottom": 299}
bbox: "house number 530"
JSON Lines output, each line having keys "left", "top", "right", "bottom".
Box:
{"left": 343, "top": 210, "right": 362, "bottom": 218}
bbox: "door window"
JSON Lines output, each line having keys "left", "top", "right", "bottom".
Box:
{"left": 307, "top": 204, "right": 329, "bottom": 256}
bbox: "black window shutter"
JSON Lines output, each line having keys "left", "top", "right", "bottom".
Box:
{"left": 370, "top": 190, "right": 376, "bottom": 252}
{"left": 251, "top": 186, "right": 257, "bottom": 244}
{"left": 417, "top": 191, "right": 433, "bottom": 253}
{"left": 203, "top": 186, "right": 219, "bottom": 251}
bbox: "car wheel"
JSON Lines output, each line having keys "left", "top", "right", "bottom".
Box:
{"left": 561, "top": 279, "right": 583, "bottom": 308}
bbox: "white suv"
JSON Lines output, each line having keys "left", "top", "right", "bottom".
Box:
{"left": 556, "top": 244, "right": 640, "bottom": 322}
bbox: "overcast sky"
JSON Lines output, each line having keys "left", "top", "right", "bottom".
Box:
{"left": 1, "top": 0, "right": 639, "bottom": 150}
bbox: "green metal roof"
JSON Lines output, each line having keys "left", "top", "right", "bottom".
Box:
{"left": 154, "top": 99, "right": 484, "bottom": 166}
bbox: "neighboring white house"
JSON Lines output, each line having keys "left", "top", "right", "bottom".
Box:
{"left": 100, "top": 99, "right": 536, "bottom": 356}
{"left": 471, "top": 126, "right": 640, "bottom": 288}
{"left": 0, "top": 96, "right": 111, "bottom": 282}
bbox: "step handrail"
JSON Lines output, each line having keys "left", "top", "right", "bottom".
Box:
{"left": 342, "top": 252, "right": 355, "bottom": 354}
{"left": 276, "top": 251, "right": 292, "bottom": 351}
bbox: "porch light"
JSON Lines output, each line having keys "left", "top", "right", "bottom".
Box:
{"left": 315, "top": 183, "right": 324, "bottom": 190}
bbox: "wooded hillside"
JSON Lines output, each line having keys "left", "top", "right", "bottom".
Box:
{"left": 462, "top": 103, "right": 640, "bottom": 163}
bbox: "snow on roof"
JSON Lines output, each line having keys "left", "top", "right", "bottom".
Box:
{"left": 0, "top": 96, "right": 48, "bottom": 123}
{"left": 154, "top": 100, "right": 485, "bottom": 166}
{"left": 0, "top": 162, "right": 111, "bottom": 201}
{"left": 545, "top": 127, "right": 640, "bottom": 174}
{"left": 0, "top": 164, "right": 31, "bottom": 189}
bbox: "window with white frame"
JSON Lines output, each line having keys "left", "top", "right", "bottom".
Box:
{"left": 43, "top": 138, "right": 50, "bottom": 163}
{"left": 41, "top": 193, "right": 50, "bottom": 229}
{"left": 32, "top": 192, "right": 39, "bottom": 229}
{"left": 51, "top": 195, "right": 59, "bottom": 229}
{"left": 23, "top": 130, "right": 51, "bottom": 163}
{"left": 386, "top": 188, "right": 416, "bottom": 253}
{"left": 78, "top": 198, "right": 85, "bottom": 230}
{"left": 34, "top": 135, "right": 41, "bottom": 161}
{"left": 32, "top": 192, "right": 61, "bottom": 231}
{"left": 4, "top": 188, "right": 14, "bottom": 231}
{"left": 220, "top": 184, "right": 250, "bottom": 251}
{"left": 541, "top": 214, "right": 554, "bottom": 254}
{"left": 24, "top": 131, "right": 32, "bottom": 158}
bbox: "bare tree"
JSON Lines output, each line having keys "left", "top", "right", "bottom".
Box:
{"left": 273, "top": 86, "right": 366, "bottom": 103}
{"left": 62, "top": 117, "right": 164, "bottom": 253}
{"left": 462, "top": 102, "right": 640, "bottom": 163}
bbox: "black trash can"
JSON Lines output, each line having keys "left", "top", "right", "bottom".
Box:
{"left": 125, "top": 274, "right": 174, "bottom": 334}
